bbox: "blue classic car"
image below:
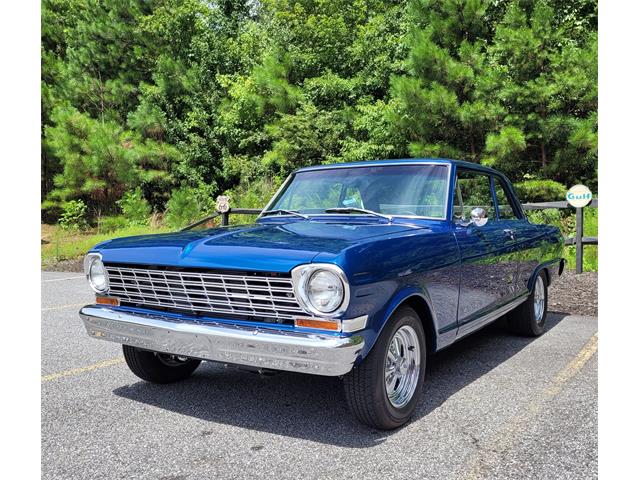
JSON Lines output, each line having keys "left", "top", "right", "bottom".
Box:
{"left": 80, "top": 159, "right": 564, "bottom": 429}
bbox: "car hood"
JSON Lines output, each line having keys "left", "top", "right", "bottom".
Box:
{"left": 93, "top": 220, "right": 425, "bottom": 273}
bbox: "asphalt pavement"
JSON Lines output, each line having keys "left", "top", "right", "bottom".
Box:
{"left": 41, "top": 271, "right": 597, "bottom": 480}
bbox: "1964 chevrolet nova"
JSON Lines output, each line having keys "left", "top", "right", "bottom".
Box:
{"left": 80, "top": 159, "right": 564, "bottom": 429}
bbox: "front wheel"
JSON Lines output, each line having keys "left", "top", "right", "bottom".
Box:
{"left": 507, "top": 271, "right": 548, "bottom": 336}
{"left": 122, "top": 345, "right": 201, "bottom": 383}
{"left": 343, "top": 306, "right": 427, "bottom": 430}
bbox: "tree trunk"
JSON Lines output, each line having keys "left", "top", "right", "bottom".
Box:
{"left": 540, "top": 143, "right": 547, "bottom": 170}
{"left": 470, "top": 133, "right": 476, "bottom": 159}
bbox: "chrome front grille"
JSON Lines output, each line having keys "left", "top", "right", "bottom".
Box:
{"left": 105, "top": 265, "right": 305, "bottom": 322}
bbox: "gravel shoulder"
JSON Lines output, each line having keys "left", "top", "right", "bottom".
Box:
{"left": 42, "top": 257, "right": 84, "bottom": 272}
{"left": 548, "top": 270, "right": 598, "bottom": 316}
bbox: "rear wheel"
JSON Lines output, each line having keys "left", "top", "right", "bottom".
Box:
{"left": 507, "top": 271, "right": 548, "bottom": 336}
{"left": 343, "top": 306, "right": 426, "bottom": 430}
{"left": 122, "top": 345, "right": 201, "bottom": 383}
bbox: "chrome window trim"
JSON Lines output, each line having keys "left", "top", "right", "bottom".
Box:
{"left": 260, "top": 162, "right": 452, "bottom": 221}
{"left": 259, "top": 173, "right": 293, "bottom": 218}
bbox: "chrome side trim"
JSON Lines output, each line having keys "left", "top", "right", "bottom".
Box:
{"left": 80, "top": 306, "right": 364, "bottom": 377}
{"left": 457, "top": 294, "right": 529, "bottom": 338}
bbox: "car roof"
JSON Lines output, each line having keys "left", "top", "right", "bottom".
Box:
{"left": 295, "top": 158, "right": 504, "bottom": 177}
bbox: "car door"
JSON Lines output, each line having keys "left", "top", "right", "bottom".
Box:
{"left": 453, "top": 169, "right": 520, "bottom": 336}
{"left": 492, "top": 175, "right": 542, "bottom": 296}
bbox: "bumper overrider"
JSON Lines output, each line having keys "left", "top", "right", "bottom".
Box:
{"left": 79, "top": 306, "right": 365, "bottom": 376}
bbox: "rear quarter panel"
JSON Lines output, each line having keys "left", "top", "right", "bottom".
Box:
{"left": 515, "top": 222, "right": 564, "bottom": 292}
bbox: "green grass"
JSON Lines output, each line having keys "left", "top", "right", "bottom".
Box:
{"left": 41, "top": 224, "right": 171, "bottom": 267}
{"left": 564, "top": 207, "right": 598, "bottom": 271}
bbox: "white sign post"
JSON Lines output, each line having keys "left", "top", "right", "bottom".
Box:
{"left": 566, "top": 184, "right": 592, "bottom": 273}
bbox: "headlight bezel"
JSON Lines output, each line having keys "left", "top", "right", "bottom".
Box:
{"left": 291, "top": 264, "right": 350, "bottom": 318}
{"left": 84, "top": 253, "right": 109, "bottom": 293}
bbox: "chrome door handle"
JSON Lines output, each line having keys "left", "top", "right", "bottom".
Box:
{"left": 503, "top": 229, "right": 516, "bottom": 240}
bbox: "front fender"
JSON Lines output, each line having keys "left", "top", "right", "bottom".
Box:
{"left": 355, "top": 285, "right": 438, "bottom": 361}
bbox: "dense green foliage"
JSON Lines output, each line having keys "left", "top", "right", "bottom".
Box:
{"left": 42, "top": 0, "right": 597, "bottom": 221}
{"left": 117, "top": 188, "right": 152, "bottom": 225}
{"left": 58, "top": 199, "right": 89, "bottom": 230}
{"left": 527, "top": 207, "right": 597, "bottom": 271}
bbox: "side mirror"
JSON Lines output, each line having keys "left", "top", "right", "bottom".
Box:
{"left": 469, "top": 207, "right": 488, "bottom": 227}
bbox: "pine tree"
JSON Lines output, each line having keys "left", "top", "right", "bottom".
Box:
{"left": 391, "top": 0, "right": 499, "bottom": 161}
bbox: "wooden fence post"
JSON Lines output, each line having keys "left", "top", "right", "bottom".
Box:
{"left": 221, "top": 211, "right": 229, "bottom": 226}
{"left": 575, "top": 207, "right": 584, "bottom": 274}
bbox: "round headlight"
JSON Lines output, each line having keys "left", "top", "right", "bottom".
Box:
{"left": 84, "top": 254, "right": 109, "bottom": 293}
{"left": 305, "top": 269, "right": 344, "bottom": 313}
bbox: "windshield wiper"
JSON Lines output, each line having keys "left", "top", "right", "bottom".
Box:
{"left": 325, "top": 207, "right": 392, "bottom": 223}
{"left": 261, "top": 209, "right": 309, "bottom": 220}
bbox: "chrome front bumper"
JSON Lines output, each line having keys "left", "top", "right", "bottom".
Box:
{"left": 79, "top": 306, "right": 364, "bottom": 376}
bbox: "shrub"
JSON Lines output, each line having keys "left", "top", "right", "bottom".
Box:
{"left": 164, "top": 187, "right": 213, "bottom": 230}
{"left": 98, "top": 215, "right": 129, "bottom": 233}
{"left": 514, "top": 179, "right": 566, "bottom": 203}
{"left": 526, "top": 208, "right": 562, "bottom": 227}
{"left": 58, "top": 200, "right": 88, "bottom": 231}
{"left": 117, "top": 188, "right": 151, "bottom": 226}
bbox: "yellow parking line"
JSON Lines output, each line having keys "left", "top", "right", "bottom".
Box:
{"left": 41, "top": 303, "right": 87, "bottom": 312}
{"left": 545, "top": 333, "right": 598, "bottom": 396}
{"left": 41, "top": 357, "right": 125, "bottom": 382}
{"left": 461, "top": 332, "right": 598, "bottom": 479}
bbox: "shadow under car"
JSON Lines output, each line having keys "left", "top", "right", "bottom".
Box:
{"left": 113, "top": 312, "right": 568, "bottom": 448}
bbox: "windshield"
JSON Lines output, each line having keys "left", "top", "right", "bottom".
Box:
{"left": 267, "top": 164, "right": 450, "bottom": 219}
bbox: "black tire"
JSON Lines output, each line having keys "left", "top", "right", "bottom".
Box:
{"left": 122, "top": 345, "right": 201, "bottom": 384}
{"left": 343, "top": 306, "right": 427, "bottom": 430}
{"left": 507, "top": 270, "right": 548, "bottom": 337}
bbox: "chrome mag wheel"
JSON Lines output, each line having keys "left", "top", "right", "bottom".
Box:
{"left": 385, "top": 325, "right": 421, "bottom": 408}
{"left": 534, "top": 275, "right": 545, "bottom": 324}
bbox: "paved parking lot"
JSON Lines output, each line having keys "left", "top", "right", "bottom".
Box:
{"left": 42, "top": 271, "right": 597, "bottom": 480}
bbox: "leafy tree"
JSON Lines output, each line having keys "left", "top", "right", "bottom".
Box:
{"left": 41, "top": 0, "right": 598, "bottom": 223}
{"left": 45, "top": 106, "right": 180, "bottom": 213}
{"left": 391, "top": 0, "right": 499, "bottom": 161}
{"left": 41, "top": 0, "right": 87, "bottom": 197}
{"left": 484, "top": 0, "right": 597, "bottom": 186}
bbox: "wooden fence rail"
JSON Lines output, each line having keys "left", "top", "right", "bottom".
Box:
{"left": 184, "top": 199, "right": 598, "bottom": 274}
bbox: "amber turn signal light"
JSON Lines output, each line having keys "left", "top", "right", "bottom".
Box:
{"left": 294, "top": 317, "right": 340, "bottom": 331}
{"left": 96, "top": 296, "right": 120, "bottom": 306}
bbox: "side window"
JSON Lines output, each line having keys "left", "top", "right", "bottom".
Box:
{"left": 494, "top": 178, "right": 520, "bottom": 220}
{"left": 454, "top": 170, "right": 496, "bottom": 221}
